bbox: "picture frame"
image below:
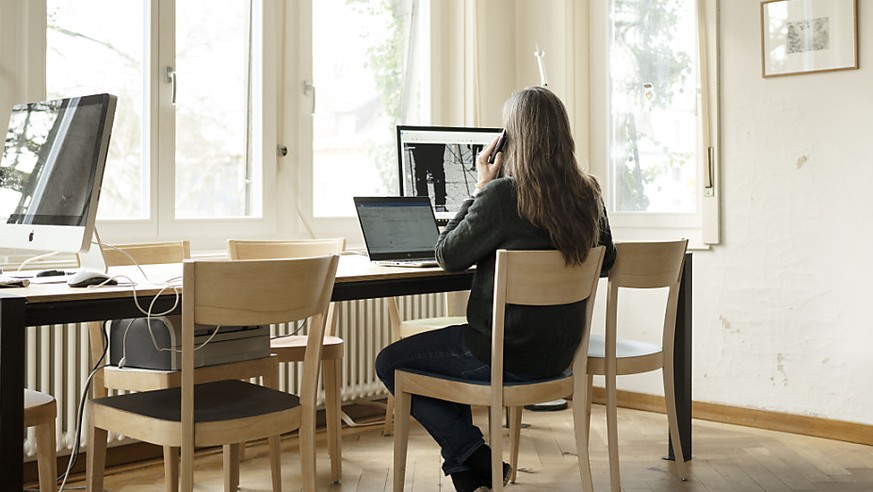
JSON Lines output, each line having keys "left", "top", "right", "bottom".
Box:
{"left": 761, "top": 0, "right": 858, "bottom": 77}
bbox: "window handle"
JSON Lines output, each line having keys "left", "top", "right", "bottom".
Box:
{"left": 303, "top": 80, "right": 315, "bottom": 114}
{"left": 704, "top": 146, "right": 715, "bottom": 196}
{"left": 166, "top": 66, "right": 177, "bottom": 105}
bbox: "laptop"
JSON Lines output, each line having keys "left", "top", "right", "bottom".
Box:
{"left": 353, "top": 196, "right": 441, "bottom": 268}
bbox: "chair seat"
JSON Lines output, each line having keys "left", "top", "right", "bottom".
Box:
{"left": 270, "top": 335, "right": 344, "bottom": 361}
{"left": 396, "top": 368, "right": 575, "bottom": 407}
{"left": 587, "top": 335, "right": 664, "bottom": 375}
{"left": 102, "top": 355, "right": 279, "bottom": 392}
{"left": 399, "top": 367, "right": 571, "bottom": 386}
{"left": 24, "top": 389, "right": 58, "bottom": 492}
{"left": 398, "top": 316, "right": 467, "bottom": 338}
{"left": 24, "top": 389, "right": 56, "bottom": 427}
{"left": 91, "top": 379, "right": 299, "bottom": 423}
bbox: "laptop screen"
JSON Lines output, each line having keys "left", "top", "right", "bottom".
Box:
{"left": 354, "top": 196, "right": 440, "bottom": 261}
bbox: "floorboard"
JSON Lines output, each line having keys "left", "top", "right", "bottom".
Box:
{"left": 61, "top": 403, "right": 873, "bottom": 491}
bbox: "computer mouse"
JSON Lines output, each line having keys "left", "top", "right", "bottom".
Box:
{"left": 67, "top": 270, "right": 117, "bottom": 288}
{"left": 35, "top": 269, "right": 67, "bottom": 278}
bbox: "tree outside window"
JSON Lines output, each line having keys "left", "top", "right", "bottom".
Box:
{"left": 608, "top": 0, "right": 698, "bottom": 214}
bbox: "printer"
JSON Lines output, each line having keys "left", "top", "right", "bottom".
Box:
{"left": 108, "top": 315, "right": 271, "bottom": 371}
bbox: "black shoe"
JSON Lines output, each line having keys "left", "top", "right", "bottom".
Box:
{"left": 463, "top": 444, "right": 512, "bottom": 488}
{"left": 495, "top": 462, "right": 512, "bottom": 487}
{"left": 451, "top": 470, "right": 487, "bottom": 492}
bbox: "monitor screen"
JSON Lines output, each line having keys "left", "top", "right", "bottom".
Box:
{"left": 0, "top": 93, "right": 117, "bottom": 255}
{"left": 396, "top": 125, "right": 502, "bottom": 222}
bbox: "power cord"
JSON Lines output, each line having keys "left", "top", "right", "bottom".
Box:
{"left": 16, "top": 250, "right": 61, "bottom": 272}
{"left": 42, "top": 321, "right": 110, "bottom": 492}
{"left": 270, "top": 319, "right": 307, "bottom": 340}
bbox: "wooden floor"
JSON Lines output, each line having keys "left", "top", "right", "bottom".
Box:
{"left": 64, "top": 403, "right": 873, "bottom": 491}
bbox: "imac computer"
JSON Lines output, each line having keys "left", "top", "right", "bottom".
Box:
{"left": 396, "top": 125, "right": 502, "bottom": 223}
{"left": 0, "top": 93, "right": 117, "bottom": 273}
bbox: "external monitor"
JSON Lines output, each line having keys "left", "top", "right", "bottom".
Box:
{"left": 0, "top": 93, "right": 117, "bottom": 270}
{"left": 396, "top": 125, "right": 502, "bottom": 222}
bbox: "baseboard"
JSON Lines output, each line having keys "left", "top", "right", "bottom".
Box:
{"left": 590, "top": 387, "right": 873, "bottom": 447}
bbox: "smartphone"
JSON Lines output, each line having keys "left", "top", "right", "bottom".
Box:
{"left": 487, "top": 129, "right": 508, "bottom": 164}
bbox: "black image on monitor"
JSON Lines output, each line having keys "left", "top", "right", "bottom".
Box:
{"left": 396, "top": 125, "right": 502, "bottom": 221}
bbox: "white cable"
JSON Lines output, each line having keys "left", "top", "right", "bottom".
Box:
{"left": 98, "top": 243, "right": 170, "bottom": 286}
{"left": 16, "top": 250, "right": 61, "bottom": 271}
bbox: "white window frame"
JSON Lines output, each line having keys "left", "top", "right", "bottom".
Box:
{"left": 590, "top": 0, "right": 721, "bottom": 247}
{"left": 0, "top": 0, "right": 280, "bottom": 253}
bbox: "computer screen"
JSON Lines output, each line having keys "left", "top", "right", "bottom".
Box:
{"left": 0, "top": 93, "right": 117, "bottom": 259}
{"left": 396, "top": 125, "right": 502, "bottom": 222}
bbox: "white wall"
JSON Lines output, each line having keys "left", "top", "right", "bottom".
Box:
{"left": 692, "top": 2, "right": 873, "bottom": 425}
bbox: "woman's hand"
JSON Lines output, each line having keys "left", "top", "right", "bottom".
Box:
{"left": 475, "top": 135, "right": 505, "bottom": 194}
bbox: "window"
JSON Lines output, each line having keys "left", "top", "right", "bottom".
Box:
{"left": 591, "top": 0, "right": 720, "bottom": 245}
{"left": 46, "top": 0, "right": 146, "bottom": 219}
{"left": 43, "top": 0, "right": 276, "bottom": 243}
{"left": 174, "top": 0, "right": 260, "bottom": 219}
{"left": 303, "top": 0, "right": 426, "bottom": 222}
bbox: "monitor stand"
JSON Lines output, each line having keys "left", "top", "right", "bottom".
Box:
{"left": 76, "top": 228, "right": 108, "bottom": 274}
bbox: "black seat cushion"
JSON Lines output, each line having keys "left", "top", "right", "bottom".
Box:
{"left": 92, "top": 379, "right": 299, "bottom": 423}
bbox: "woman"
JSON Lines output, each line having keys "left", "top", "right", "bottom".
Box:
{"left": 376, "top": 86, "right": 616, "bottom": 492}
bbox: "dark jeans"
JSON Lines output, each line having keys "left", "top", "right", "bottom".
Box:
{"left": 375, "top": 324, "right": 537, "bottom": 475}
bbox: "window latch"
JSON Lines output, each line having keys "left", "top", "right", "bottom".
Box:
{"left": 165, "top": 66, "right": 177, "bottom": 105}
{"left": 303, "top": 80, "right": 315, "bottom": 114}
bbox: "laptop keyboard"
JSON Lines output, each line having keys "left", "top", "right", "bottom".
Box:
{"left": 374, "top": 259, "right": 438, "bottom": 267}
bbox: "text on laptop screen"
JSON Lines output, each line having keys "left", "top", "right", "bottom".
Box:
{"left": 355, "top": 199, "right": 439, "bottom": 258}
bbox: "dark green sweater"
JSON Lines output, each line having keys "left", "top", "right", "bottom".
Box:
{"left": 435, "top": 177, "right": 616, "bottom": 377}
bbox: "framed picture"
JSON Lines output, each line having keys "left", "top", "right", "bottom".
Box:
{"left": 761, "top": 0, "right": 858, "bottom": 77}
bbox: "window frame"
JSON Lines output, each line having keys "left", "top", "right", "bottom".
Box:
{"left": 589, "top": 0, "right": 721, "bottom": 247}
{"left": 2, "top": 0, "right": 280, "bottom": 253}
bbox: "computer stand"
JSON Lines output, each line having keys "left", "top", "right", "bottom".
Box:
{"left": 77, "top": 228, "right": 108, "bottom": 274}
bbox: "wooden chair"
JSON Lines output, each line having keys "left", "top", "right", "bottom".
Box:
{"left": 86, "top": 255, "right": 339, "bottom": 492}
{"left": 382, "top": 294, "right": 468, "bottom": 436}
{"left": 24, "top": 389, "right": 57, "bottom": 492}
{"left": 392, "top": 247, "right": 605, "bottom": 492}
{"left": 227, "top": 238, "right": 345, "bottom": 483}
{"left": 86, "top": 240, "right": 276, "bottom": 491}
{"left": 584, "top": 239, "right": 690, "bottom": 491}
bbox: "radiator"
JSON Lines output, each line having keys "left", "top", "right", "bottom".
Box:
{"left": 22, "top": 294, "right": 445, "bottom": 460}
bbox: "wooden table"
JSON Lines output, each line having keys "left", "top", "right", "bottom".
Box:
{"left": 0, "top": 253, "right": 691, "bottom": 489}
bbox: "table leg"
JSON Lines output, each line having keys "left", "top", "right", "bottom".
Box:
{"left": 668, "top": 253, "right": 692, "bottom": 461}
{"left": 0, "top": 296, "right": 26, "bottom": 490}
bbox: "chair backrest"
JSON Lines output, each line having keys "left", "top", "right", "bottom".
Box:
{"left": 490, "top": 247, "right": 605, "bottom": 393}
{"left": 179, "top": 255, "right": 339, "bottom": 437}
{"left": 226, "top": 238, "right": 345, "bottom": 337}
{"left": 227, "top": 238, "right": 345, "bottom": 260}
{"left": 101, "top": 241, "right": 191, "bottom": 266}
{"left": 605, "top": 240, "right": 689, "bottom": 355}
